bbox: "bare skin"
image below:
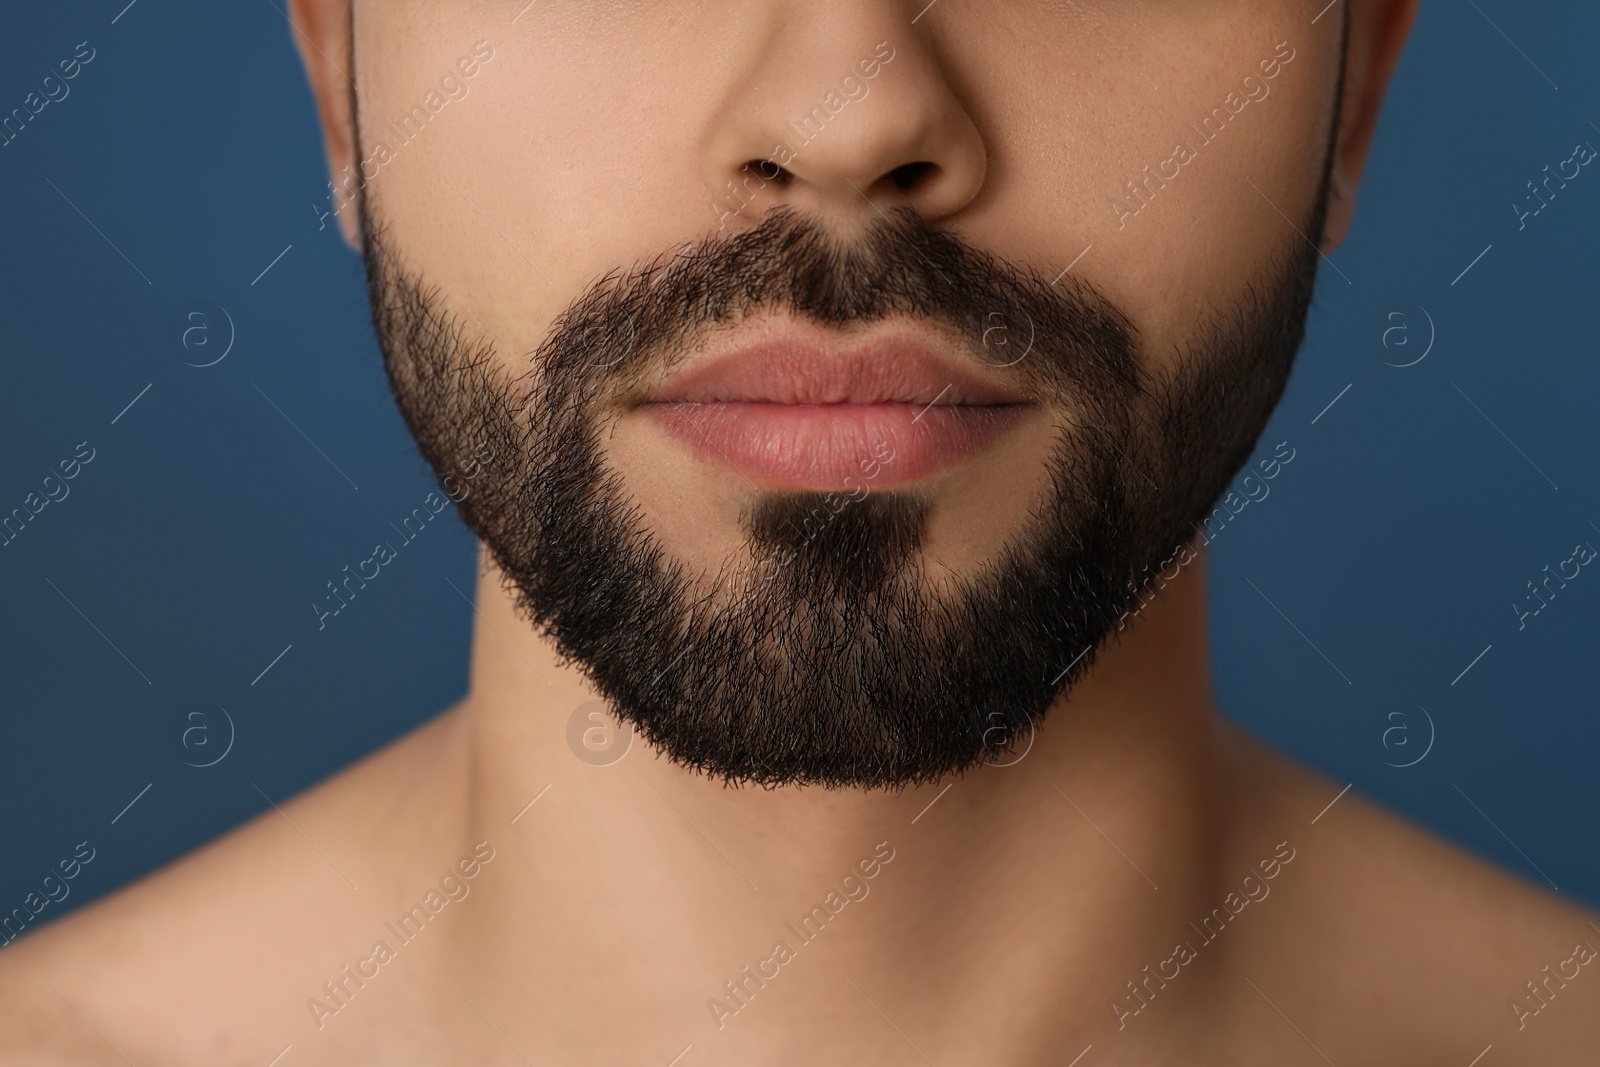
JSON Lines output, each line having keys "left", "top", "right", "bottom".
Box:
{"left": 2, "top": 549, "right": 1596, "bottom": 1065}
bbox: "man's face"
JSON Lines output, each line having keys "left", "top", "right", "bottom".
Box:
{"left": 331, "top": 1, "right": 1345, "bottom": 788}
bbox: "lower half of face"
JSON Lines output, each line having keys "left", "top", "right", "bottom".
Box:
{"left": 351, "top": 0, "right": 1338, "bottom": 787}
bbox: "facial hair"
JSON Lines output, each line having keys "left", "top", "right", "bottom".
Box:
{"left": 359, "top": 196, "right": 1322, "bottom": 789}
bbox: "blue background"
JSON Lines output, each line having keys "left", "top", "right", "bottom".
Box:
{"left": 2, "top": 1, "right": 1597, "bottom": 929}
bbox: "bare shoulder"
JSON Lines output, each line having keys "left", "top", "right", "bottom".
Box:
{"left": 1213, "top": 720, "right": 1600, "bottom": 1065}
{"left": 0, "top": 703, "right": 474, "bottom": 1066}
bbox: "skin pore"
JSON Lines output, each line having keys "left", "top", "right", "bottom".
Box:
{"left": 2, "top": 1, "right": 1599, "bottom": 1064}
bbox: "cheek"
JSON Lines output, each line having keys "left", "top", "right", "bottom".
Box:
{"left": 956, "top": 3, "right": 1336, "bottom": 375}
{"left": 1102, "top": 34, "right": 1336, "bottom": 362}
{"left": 360, "top": 5, "right": 727, "bottom": 374}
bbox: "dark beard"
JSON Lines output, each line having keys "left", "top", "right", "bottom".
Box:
{"left": 360, "top": 203, "right": 1320, "bottom": 790}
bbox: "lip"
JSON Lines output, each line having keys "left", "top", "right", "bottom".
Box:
{"left": 637, "top": 332, "right": 1034, "bottom": 490}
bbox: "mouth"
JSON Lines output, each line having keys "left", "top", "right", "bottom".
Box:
{"left": 634, "top": 326, "right": 1036, "bottom": 490}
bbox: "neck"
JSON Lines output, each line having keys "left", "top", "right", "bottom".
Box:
{"left": 448, "top": 542, "right": 1231, "bottom": 1060}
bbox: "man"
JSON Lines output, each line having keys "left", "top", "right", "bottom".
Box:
{"left": 4, "top": 0, "right": 1597, "bottom": 1063}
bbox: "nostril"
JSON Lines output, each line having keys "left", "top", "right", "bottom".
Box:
{"left": 886, "top": 161, "right": 937, "bottom": 191}
{"left": 745, "top": 158, "right": 794, "bottom": 184}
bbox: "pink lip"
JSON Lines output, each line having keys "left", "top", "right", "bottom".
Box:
{"left": 638, "top": 334, "right": 1034, "bottom": 490}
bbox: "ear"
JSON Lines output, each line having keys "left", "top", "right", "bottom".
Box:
{"left": 1321, "top": 0, "right": 1419, "bottom": 250}
{"left": 289, "top": 0, "right": 360, "bottom": 249}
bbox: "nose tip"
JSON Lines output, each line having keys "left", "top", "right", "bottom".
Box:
{"left": 779, "top": 95, "right": 986, "bottom": 223}
{"left": 704, "top": 30, "right": 988, "bottom": 230}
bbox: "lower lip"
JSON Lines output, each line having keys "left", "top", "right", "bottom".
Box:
{"left": 644, "top": 402, "right": 1031, "bottom": 489}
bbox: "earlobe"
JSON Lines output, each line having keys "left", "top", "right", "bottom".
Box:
{"left": 1321, "top": 0, "right": 1420, "bottom": 251}
{"left": 288, "top": 0, "right": 361, "bottom": 250}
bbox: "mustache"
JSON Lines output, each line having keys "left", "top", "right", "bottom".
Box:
{"left": 533, "top": 206, "right": 1143, "bottom": 406}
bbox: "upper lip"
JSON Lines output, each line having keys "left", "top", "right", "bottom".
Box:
{"left": 639, "top": 326, "right": 1032, "bottom": 408}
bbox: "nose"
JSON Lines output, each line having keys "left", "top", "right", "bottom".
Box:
{"left": 701, "top": 6, "right": 988, "bottom": 230}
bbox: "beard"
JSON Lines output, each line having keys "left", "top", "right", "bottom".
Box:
{"left": 358, "top": 194, "right": 1322, "bottom": 790}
